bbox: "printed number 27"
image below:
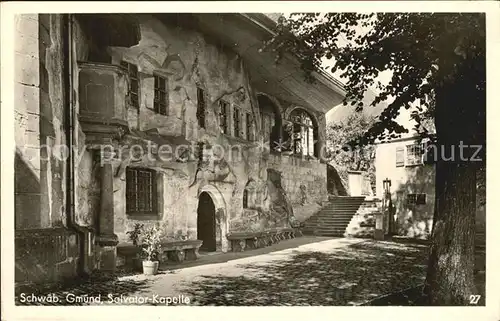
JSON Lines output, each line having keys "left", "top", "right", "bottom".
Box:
{"left": 469, "top": 295, "right": 481, "bottom": 304}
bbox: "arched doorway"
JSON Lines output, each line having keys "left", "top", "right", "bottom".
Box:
{"left": 197, "top": 192, "right": 216, "bottom": 252}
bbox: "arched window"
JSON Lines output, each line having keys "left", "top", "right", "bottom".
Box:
{"left": 289, "top": 108, "right": 318, "bottom": 157}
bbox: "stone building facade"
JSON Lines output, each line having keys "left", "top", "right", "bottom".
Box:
{"left": 375, "top": 135, "right": 486, "bottom": 240}
{"left": 14, "top": 13, "right": 346, "bottom": 284}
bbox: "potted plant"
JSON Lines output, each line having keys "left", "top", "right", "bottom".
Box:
{"left": 141, "top": 224, "right": 162, "bottom": 276}
{"left": 126, "top": 223, "right": 144, "bottom": 271}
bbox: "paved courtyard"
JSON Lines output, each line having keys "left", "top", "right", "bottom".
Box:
{"left": 16, "top": 237, "right": 433, "bottom": 306}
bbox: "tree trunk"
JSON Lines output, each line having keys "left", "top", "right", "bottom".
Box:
{"left": 423, "top": 62, "right": 484, "bottom": 304}
{"left": 424, "top": 159, "right": 477, "bottom": 305}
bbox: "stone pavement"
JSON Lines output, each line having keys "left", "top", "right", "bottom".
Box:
{"left": 16, "top": 237, "right": 433, "bottom": 306}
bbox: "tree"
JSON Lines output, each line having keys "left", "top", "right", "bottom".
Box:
{"left": 264, "top": 13, "right": 485, "bottom": 305}
{"left": 327, "top": 112, "right": 376, "bottom": 190}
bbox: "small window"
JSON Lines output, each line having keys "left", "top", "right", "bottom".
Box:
{"left": 406, "top": 143, "right": 424, "bottom": 166}
{"left": 407, "top": 193, "right": 426, "bottom": 206}
{"left": 196, "top": 87, "right": 206, "bottom": 129}
{"left": 243, "top": 189, "right": 248, "bottom": 208}
{"left": 219, "top": 100, "right": 229, "bottom": 134}
{"left": 233, "top": 106, "right": 241, "bottom": 138}
{"left": 246, "top": 113, "right": 253, "bottom": 141}
{"left": 154, "top": 75, "right": 168, "bottom": 115}
{"left": 121, "top": 61, "right": 139, "bottom": 108}
{"left": 126, "top": 168, "right": 157, "bottom": 214}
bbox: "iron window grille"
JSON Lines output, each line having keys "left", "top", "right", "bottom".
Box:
{"left": 154, "top": 74, "right": 168, "bottom": 115}
{"left": 407, "top": 193, "right": 426, "bottom": 206}
{"left": 126, "top": 167, "right": 157, "bottom": 214}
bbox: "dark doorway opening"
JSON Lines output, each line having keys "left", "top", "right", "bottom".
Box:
{"left": 197, "top": 192, "right": 217, "bottom": 252}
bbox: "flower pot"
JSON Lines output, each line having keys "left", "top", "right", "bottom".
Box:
{"left": 142, "top": 260, "right": 159, "bottom": 275}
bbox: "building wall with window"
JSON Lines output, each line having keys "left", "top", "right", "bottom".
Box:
{"left": 71, "top": 14, "right": 330, "bottom": 255}
{"left": 375, "top": 135, "right": 486, "bottom": 240}
{"left": 73, "top": 14, "right": 256, "bottom": 250}
{"left": 375, "top": 136, "right": 436, "bottom": 239}
{"left": 14, "top": 13, "right": 342, "bottom": 284}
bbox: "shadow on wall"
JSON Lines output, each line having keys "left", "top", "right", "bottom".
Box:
{"left": 15, "top": 150, "right": 42, "bottom": 229}
{"left": 392, "top": 164, "right": 435, "bottom": 239}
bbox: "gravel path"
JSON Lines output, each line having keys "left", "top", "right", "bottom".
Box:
{"left": 16, "top": 238, "right": 429, "bottom": 306}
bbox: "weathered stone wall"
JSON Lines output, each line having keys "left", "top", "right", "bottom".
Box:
{"left": 15, "top": 14, "right": 42, "bottom": 229}
{"left": 72, "top": 14, "right": 330, "bottom": 253}
{"left": 267, "top": 153, "right": 328, "bottom": 222}
{"left": 15, "top": 14, "right": 79, "bottom": 284}
{"left": 104, "top": 15, "right": 258, "bottom": 248}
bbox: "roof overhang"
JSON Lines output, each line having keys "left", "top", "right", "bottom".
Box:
{"left": 155, "top": 13, "right": 346, "bottom": 114}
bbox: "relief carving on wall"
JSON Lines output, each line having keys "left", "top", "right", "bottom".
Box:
{"left": 189, "top": 142, "right": 237, "bottom": 188}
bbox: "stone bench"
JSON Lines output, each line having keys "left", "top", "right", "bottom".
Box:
{"left": 227, "top": 228, "right": 297, "bottom": 252}
{"left": 117, "top": 239, "right": 203, "bottom": 267}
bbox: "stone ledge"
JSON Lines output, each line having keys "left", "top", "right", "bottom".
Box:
{"left": 227, "top": 228, "right": 299, "bottom": 252}
{"left": 117, "top": 239, "right": 203, "bottom": 266}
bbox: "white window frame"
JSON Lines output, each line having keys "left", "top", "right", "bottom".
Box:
{"left": 405, "top": 143, "right": 424, "bottom": 166}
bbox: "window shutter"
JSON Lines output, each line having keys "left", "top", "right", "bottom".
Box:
{"left": 396, "top": 146, "right": 405, "bottom": 167}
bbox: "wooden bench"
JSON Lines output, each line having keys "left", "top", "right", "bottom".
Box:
{"left": 227, "top": 228, "right": 298, "bottom": 252}
{"left": 117, "top": 239, "right": 203, "bottom": 267}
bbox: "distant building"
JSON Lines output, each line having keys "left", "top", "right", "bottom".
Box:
{"left": 375, "top": 135, "right": 435, "bottom": 238}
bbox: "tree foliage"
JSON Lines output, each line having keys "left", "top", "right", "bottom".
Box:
{"left": 327, "top": 112, "right": 376, "bottom": 187}
{"left": 264, "top": 13, "right": 485, "bottom": 148}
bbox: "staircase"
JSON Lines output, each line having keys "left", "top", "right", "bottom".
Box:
{"left": 303, "top": 196, "right": 366, "bottom": 237}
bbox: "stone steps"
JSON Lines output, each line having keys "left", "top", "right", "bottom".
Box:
{"left": 302, "top": 196, "right": 366, "bottom": 237}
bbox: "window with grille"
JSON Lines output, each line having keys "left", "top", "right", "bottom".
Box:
{"left": 126, "top": 168, "right": 157, "bottom": 214}
{"left": 246, "top": 113, "right": 253, "bottom": 141}
{"left": 154, "top": 75, "right": 168, "bottom": 115}
{"left": 233, "top": 106, "right": 241, "bottom": 138}
{"left": 219, "top": 100, "right": 229, "bottom": 134}
{"left": 196, "top": 87, "right": 206, "bottom": 128}
{"left": 407, "top": 193, "right": 426, "bottom": 206}
{"left": 121, "top": 61, "right": 139, "bottom": 108}
{"left": 406, "top": 143, "right": 424, "bottom": 166}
